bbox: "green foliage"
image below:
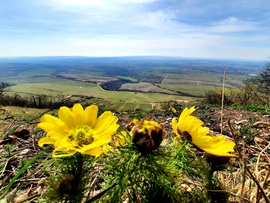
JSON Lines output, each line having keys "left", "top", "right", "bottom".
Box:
{"left": 2, "top": 123, "right": 235, "bottom": 203}
{"left": 201, "top": 88, "right": 233, "bottom": 105}
{"left": 96, "top": 135, "right": 222, "bottom": 203}
{"left": 239, "top": 126, "right": 259, "bottom": 143}
{"left": 43, "top": 153, "right": 96, "bottom": 203}
{"left": 230, "top": 104, "right": 270, "bottom": 115}
{"left": 202, "top": 85, "right": 270, "bottom": 107}
{"left": 201, "top": 63, "right": 270, "bottom": 106}
{"left": 207, "top": 178, "right": 229, "bottom": 203}
{"left": 245, "top": 63, "right": 270, "bottom": 95}
{"left": 171, "top": 142, "right": 210, "bottom": 202}
{"left": 115, "top": 76, "right": 138, "bottom": 82}
{"left": 100, "top": 139, "right": 181, "bottom": 202}
{"left": 3, "top": 144, "right": 17, "bottom": 157}
{"left": 0, "top": 146, "right": 51, "bottom": 199}
{"left": 0, "top": 57, "right": 263, "bottom": 113}
{"left": 0, "top": 82, "right": 10, "bottom": 95}
{"left": 133, "top": 109, "right": 147, "bottom": 119}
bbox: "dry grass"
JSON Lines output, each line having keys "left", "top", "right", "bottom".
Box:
{"left": 0, "top": 106, "right": 269, "bottom": 203}
{"left": 218, "top": 124, "right": 270, "bottom": 203}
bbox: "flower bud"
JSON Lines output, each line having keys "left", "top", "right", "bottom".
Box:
{"left": 132, "top": 118, "right": 166, "bottom": 153}
{"left": 126, "top": 118, "right": 139, "bottom": 131}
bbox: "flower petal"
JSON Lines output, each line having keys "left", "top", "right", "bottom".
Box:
{"left": 179, "top": 106, "right": 195, "bottom": 122}
{"left": 93, "top": 111, "right": 119, "bottom": 134}
{"left": 58, "top": 106, "right": 74, "bottom": 128}
{"left": 83, "top": 146, "right": 103, "bottom": 157}
{"left": 172, "top": 118, "right": 180, "bottom": 136}
{"left": 52, "top": 149, "right": 77, "bottom": 158}
{"left": 172, "top": 106, "right": 236, "bottom": 157}
{"left": 72, "top": 103, "right": 85, "bottom": 126}
{"left": 85, "top": 105, "right": 98, "bottom": 127}
{"left": 192, "top": 127, "right": 237, "bottom": 156}
{"left": 37, "top": 122, "right": 67, "bottom": 136}
{"left": 38, "top": 136, "right": 56, "bottom": 147}
{"left": 37, "top": 103, "right": 119, "bottom": 158}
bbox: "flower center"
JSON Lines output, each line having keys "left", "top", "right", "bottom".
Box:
{"left": 68, "top": 125, "right": 94, "bottom": 147}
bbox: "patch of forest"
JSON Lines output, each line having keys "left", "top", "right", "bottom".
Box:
{"left": 100, "top": 79, "right": 129, "bottom": 90}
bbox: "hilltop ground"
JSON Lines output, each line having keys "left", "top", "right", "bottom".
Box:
{"left": 0, "top": 105, "right": 269, "bottom": 202}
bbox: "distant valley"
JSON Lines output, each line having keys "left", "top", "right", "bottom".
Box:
{"left": 0, "top": 56, "right": 266, "bottom": 111}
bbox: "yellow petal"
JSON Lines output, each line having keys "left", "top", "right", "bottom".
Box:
{"left": 132, "top": 119, "right": 139, "bottom": 125}
{"left": 54, "top": 138, "right": 74, "bottom": 149}
{"left": 82, "top": 138, "right": 112, "bottom": 151}
{"left": 58, "top": 106, "right": 74, "bottom": 128}
{"left": 37, "top": 103, "right": 120, "bottom": 158}
{"left": 192, "top": 127, "right": 237, "bottom": 157}
{"left": 85, "top": 105, "right": 98, "bottom": 127}
{"left": 172, "top": 118, "right": 180, "bottom": 136}
{"left": 204, "top": 145, "right": 237, "bottom": 157}
{"left": 93, "top": 111, "right": 119, "bottom": 133}
{"left": 172, "top": 106, "right": 237, "bottom": 157}
{"left": 94, "top": 121, "right": 119, "bottom": 138}
{"left": 83, "top": 146, "right": 103, "bottom": 157}
{"left": 38, "top": 136, "right": 56, "bottom": 147}
{"left": 179, "top": 116, "right": 203, "bottom": 133}
{"left": 114, "top": 131, "right": 128, "bottom": 146}
{"left": 179, "top": 106, "right": 195, "bottom": 122}
{"left": 37, "top": 122, "right": 67, "bottom": 136}
{"left": 93, "top": 132, "right": 113, "bottom": 145}
{"left": 202, "top": 136, "right": 236, "bottom": 156}
{"left": 40, "top": 114, "right": 61, "bottom": 124}
{"left": 52, "top": 149, "right": 77, "bottom": 158}
{"left": 72, "top": 103, "right": 85, "bottom": 126}
{"left": 102, "top": 144, "right": 113, "bottom": 154}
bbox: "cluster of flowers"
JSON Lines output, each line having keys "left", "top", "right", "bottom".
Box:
{"left": 38, "top": 103, "right": 236, "bottom": 159}
{"left": 37, "top": 103, "right": 238, "bottom": 202}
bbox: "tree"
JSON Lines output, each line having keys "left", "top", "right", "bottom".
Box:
{"left": 247, "top": 63, "right": 270, "bottom": 94}
{"left": 257, "top": 65, "right": 270, "bottom": 94}
{"left": 244, "top": 63, "right": 270, "bottom": 104}
{"left": 0, "top": 82, "right": 10, "bottom": 95}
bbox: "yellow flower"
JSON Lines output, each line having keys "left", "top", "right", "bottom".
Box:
{"left": 132, "top": 118, "right": 166, "bottom": 153}
{"left": 172, "top": 106, "right": 203, "bottom": 141}
{"left": 172, "top": 106, "right": 236, "bottom": 157}
{"left": 171, "top": 107, "right": 177, "bottom": 114}
{"left": 193, "top": 127, "right": 237, "bottom": 157}
{"left": 113, "top": 131, "right": 128, "bottom": 147}
{"left": 38, "top": 103, "right": 119, "bottom": 158}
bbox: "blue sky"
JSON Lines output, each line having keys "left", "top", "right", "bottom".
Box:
{"left": 1, "top": 0, "right": 270, "bottom": 60}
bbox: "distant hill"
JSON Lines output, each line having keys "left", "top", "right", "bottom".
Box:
{"left": 0, "top": 56, "right": 266, "bottom": 75}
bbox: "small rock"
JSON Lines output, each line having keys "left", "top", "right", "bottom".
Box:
{"left": 254, "top": 136, "right": 267, "bottom": 144}
{"left": 235, "top": 120, "right": 248, "bottom": 125}
{"left": 20, "top": 148, "right": 31, "bottom": 155}
{"left": 253, "top": 121, "right": 270, "bottom": 128}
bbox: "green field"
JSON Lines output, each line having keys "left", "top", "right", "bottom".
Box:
{"left": 5, "top": 70, "right": 245, "bottom": 111}
{"left": 7, "top": 79, "right": 193, "bottom": 111}
{"left": 1, "top": 56, "right": 256, "bottom": 112}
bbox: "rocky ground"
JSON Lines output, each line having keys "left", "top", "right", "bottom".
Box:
{"left": 0, "top": 105, "right": 269, "bottom": 202}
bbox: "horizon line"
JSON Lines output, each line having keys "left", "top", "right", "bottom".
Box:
{"left": 0, "top": 55, "right": 267, "bottom": 62}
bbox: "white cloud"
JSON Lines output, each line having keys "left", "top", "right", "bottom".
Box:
{"left": 49, "top": 0, "right": 106, "bottom": 7}
{"left": 46, "top": 0, "right": 157, "bottom": 12}
{"left": 1, "top": 32, "right": 269, "bottom": 60}
{"left": 210, "top": 17, "right": 256, "bottom": 33}
{"left": 1, "top": 0, "right": 270, "bottom": 59}
{"left": 116, "top": 0, "right": 157, "bottom": 3}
